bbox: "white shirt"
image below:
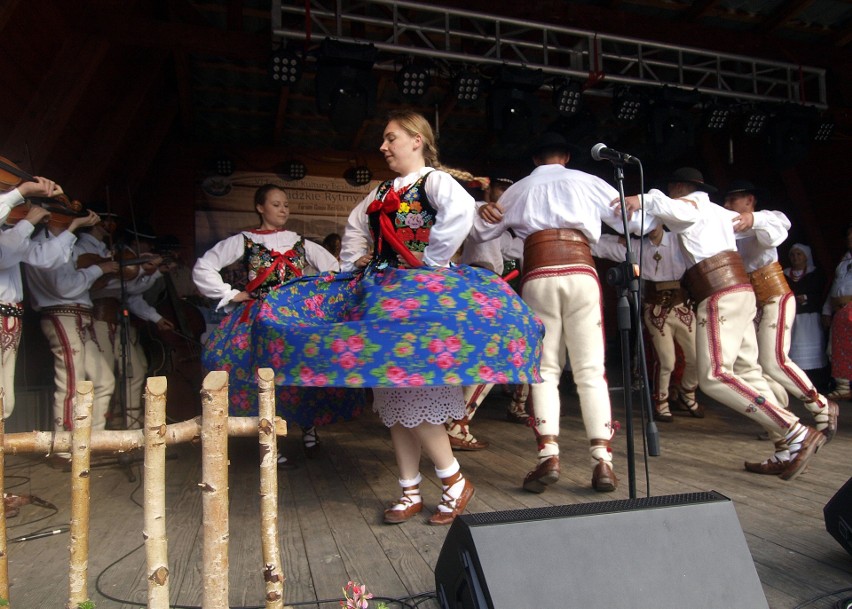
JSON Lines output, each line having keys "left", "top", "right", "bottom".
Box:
{"left": 339, "top": 167, "right": 476, "bottom": 271}
{"left": 460, "top": 201, "right": 505, "bottom": 274}
{"left": 193, "top": 229, "right": 339, "bottom": 310}
{"left": 470, "top": 164, "right": 642, "bottom": 243}
{"left": 592, "top": 231, "right": 687, "bottom": 282}
{"left": 734, "top": 210, "right": 791, "bottom": 273}
{"left": 823, "top": 251, "right": 852, "bottom": 315}
{"left": 0, "top": 221, "right": 75, "bottom": 303}
{"left": 24, "top": 231, "right": 104, "bottom": 310}
{"left": 0, "top": 189, "right": 24, "bottom": 225}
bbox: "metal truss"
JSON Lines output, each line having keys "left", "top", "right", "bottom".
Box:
{"left": 274, "top": 0, "right": 827, "bottom": 109}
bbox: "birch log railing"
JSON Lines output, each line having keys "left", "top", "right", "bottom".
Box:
{"left": 0, "top": 369, "right": 287, "bottom": 609}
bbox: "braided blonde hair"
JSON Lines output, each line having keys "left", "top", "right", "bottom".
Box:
{"left": 386, "top": 109, "right": 476, "bottom": 183}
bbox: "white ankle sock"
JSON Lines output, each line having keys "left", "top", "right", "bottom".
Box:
{"left": 784, "top": 424, "right": 808, "bottom": 453}
{"left": 435, "top": 459, "right": 460, "bottom": 479}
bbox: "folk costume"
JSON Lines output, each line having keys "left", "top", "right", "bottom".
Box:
{"left": 0, "top": 218, "right": 75, "bottom": 417}
{"left": 593, "top": 230, "right": 702, "bottom": 422}
{"left": 823, "top": 248, "right": 852, "bottom": 399}
{"left": 640, "top": 174, "right": 825, "bottom": 480}
{"left": 24, "top": 231, "right": 115, "bottom": 434}
{"left": 471, "top": 155, "right": 645, "bottom": 493}
{"left": 731, "top": 207, "right": 838, "bottom": 459}
{"left": 784, "top": 244, "right": 829, "bottom": 373}
{"left": 193, "top": 228, "right": 364, "bottom": 429}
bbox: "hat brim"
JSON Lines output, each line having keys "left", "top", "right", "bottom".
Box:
{"left": 663, "top": 177, "right": 717, "bottom": 194}
{"left": 723, "top": 187, "right": 769, "bottom": 201}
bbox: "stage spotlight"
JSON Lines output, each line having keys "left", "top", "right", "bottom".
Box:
{"left": 344, "top": 165, "right": 373, "bottom": 186}
{"left": 553, "top": 79, "right": 582, "bottom": 116}
{"left": 813, "top": 115, "right": 834, "bottom": 141}
{"left": 280, "top": 160, "right": 307, "bottom": 181}
{"left": 742, "top": 105, "right": 769, "bottom": 136}
{"left": 613, "top": 88, "right": 647, "bottom": 123}
{"left": 270, "top": 47, "right": 302, "bottom": 86}
{"left": 453, "top": 70, "right": 484, "bottom": 106}
{"left": 397, "top": 60, "right": 431, "bottom": 101}
{"left": 315, "top": 38, "right": 377, "bottom": 134}
{"left": 704, "top": 102, "right": 731, "bottom": 131}
{"left": 211, "top": 156, "right": 234, "bottom": 177}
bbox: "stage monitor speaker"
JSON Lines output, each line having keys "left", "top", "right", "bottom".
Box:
{"left": 435, "top": 491, "right": 768, "bottom": 609}
{"left": 824, "top": 476, "right": 852, "bottom": 557}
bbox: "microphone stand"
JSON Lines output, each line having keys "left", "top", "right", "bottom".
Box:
{"left": 604, "top": 159, "right": 659, "bottom": 500}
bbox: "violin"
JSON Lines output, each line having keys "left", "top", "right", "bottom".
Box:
{"left": 0, "top": 155, "right": 65, "bottom": 197}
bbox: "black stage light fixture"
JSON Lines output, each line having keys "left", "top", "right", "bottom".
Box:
{"left": 489, "top": 66, "right": 545, "bottom": 145}
{"left": 553, "top": 79, "right": 583, "bottom": 116}
{"left": 344, "top": 165, "right": 373, "bottom": 186}
{"left": 704, "top": 101, "right": 731, "bottom": 131}
{"left": 612, "top": 87, "right": 647, "bottom": 123}
{"left": 280, "top": 160, "right": 307, "bottom": 181}
{"left": 270, "top": 47, "right": 303, "bottom": 86}
{"left": 315, "top": 38, "right": 378, "bottom": 134}
{"left": 397, "top": 60, "right": 431, "bottom": 101}
{"left": 813, "top": 113, "right": 835, "bottom": 142}
{"left": 741, "top": 104, "right": 770, "bottom": 136}
{"left": 453, "top": 69, "right": 484, "bottom": 106}
{"left": 210, "top": 156, "right": 235, "bottom": 177}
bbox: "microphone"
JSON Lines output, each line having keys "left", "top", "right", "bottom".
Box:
{"left": 591, "top": 143, "right": 637, "bottom": 164}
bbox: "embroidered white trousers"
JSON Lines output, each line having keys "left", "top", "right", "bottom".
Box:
{"left": 643, "top": 303, "right": 699, "bottom": 404}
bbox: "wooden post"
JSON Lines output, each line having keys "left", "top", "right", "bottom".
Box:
{"left": 67, "top": 381, "right": 94, "bottom": 609}
{"left": 0, "top": 388, "right": 8, "bottom": 604}
{"left": 200, "top": 371, "right": 229, "bottom": 609}
{"left": 257, "top": 368, "right": 284, "bottom": 608}
{"left": 143, "top": 377, "right": 170, "bottom": 608}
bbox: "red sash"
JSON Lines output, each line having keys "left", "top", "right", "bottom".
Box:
{"left": 366, "top": 188, "right": 423, "bottom": 268}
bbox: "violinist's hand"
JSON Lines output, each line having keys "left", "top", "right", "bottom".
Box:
{"left": 98, "top": 260, "right": 120, "bottom": 275}
{"left": 231, "top": 291, "right": 251, "bottom": 303}
{"left": 24, "top": 206, "right": 50, "bottom": 225}
{"left": 732, "top": 211, "right": 754, "bottom": 233}
{"left": 156, "top": 318, "right": 175, "bottom": 332}
{"left": 68, "top": 210, "right": 100, "bottom": 233}
{"left": 17, "top": 176, "right": 57, "bottom": 199}
{"left": 141, "top": 253, "right": 163, "bottom": 275}
{"left": 478, "top": 202, "right": 504, "bottom": 224}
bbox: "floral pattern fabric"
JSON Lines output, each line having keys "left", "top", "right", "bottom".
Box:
{"left": 202, "top": 237, "right": 365, "bottom": 426}
{"left": 250, "top": 264, "right": 544, "bottom": 388}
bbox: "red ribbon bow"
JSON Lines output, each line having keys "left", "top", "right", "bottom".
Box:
{"left": 366, "top": 188, "right": 422, "bottom": 268}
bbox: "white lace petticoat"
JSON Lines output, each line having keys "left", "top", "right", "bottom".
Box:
{"left": 373, "top": 385, "right": 466, "bottom": 428}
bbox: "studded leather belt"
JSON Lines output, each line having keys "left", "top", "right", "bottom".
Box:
{"left": 683, "top": 251, "right": 750, "bottom": 304}
{"left": 523, "top": 228, "right": 593, "bottom": 273}
{"left": 0, "top": 302, "right": 23, "bottom": 318}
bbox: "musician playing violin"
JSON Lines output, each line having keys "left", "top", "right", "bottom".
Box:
{"left": 80, "top": 216, "right": 175, "bottom": 430}
{"left": 0, "top": 176, "right": 59, "bottom": 225}
{"left": 23, "top": 206, "right": 117, "bottom": 468}
{"left": 0, "top": 181, "right": 100, "bottom": 421}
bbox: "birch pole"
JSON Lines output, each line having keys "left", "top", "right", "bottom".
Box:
{"left": 67, "top": 381, "right": 93, "bottom": 609}
{"left": 257, "top": 369, "right": 284, "bottom": 608}
{"left": 0, "top": 389, "right": 8, "bottom": 604}
{"left": 200, "top": 371, "right": 229, "bottom": 609}
{"left": 144, "top": 377, "right": 170, "bottom": 608}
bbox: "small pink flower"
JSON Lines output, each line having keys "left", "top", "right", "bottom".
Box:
{"left": 299, "top": 367, "right": 315, "bottom": 383}
{"left": 479, "top": 365, "right": 496, "bottom": 381}
{"left": 428, "top": 338, "right": 445, "bottom": 354}
{"left": 387, "top": 366, "right": 407, "bottom": 384}
{"left": 346, "top": 335, "right": 365, "bottom": 352}
{"left": 331, "top": 338, "right": 347, "bottom": 354}
{"left": 402, "top": 298, "right": 419, "bottom": 310}
{"left": 444, "top": 335, "right": 462, "bottom": 353}
{"left": 405, "top": 213, "right": 425, "bottom": 229}
{"left": 471, "top": 291, "right": 488, "bottom": 305}
{"left": 408, "top": 373, "right": 426, "bottom": 386}
{"left": 436, "top": 352, "right": 456, "bottom": 369}
{"left": 480, "top": 306, "right": 497, "bottom": 319}
{"left": 381, "top": 298, "right": 402, "bottom": 312}
{"left": 338, "top": 352, "right": 358, "bottom": 370}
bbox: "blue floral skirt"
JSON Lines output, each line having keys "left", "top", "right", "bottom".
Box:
{"left": 250, "top": 265, "right": 543, "bottom": 388}
{"left": 202, "top": 300, "right": 367, "bottom": 427}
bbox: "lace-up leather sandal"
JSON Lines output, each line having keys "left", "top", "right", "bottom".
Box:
{"left": 428, "top": 471, "right": 474, "bottom": 526}
{"left": 383, "top": 484, "right": 422, "bottom": 524}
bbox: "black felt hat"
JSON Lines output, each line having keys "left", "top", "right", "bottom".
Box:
{"left": 723, "top": 179, "right": 769, "bottom": 203}
{"left": 665, "top": 167, "right": 717, "bottom": 193}
{"left": 527, "top": 132, "right": 581, "bottom": 159}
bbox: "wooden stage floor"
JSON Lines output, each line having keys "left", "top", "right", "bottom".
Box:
{"left": 4, "top": 386, "right": 852, "bottom": 608}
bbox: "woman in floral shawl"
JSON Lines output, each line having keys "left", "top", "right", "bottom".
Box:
{"left": 251, "top": 110, "right": 543, "bottom": 525}
{"left": 193, "top": 184, "right": 364, "bottom": 465}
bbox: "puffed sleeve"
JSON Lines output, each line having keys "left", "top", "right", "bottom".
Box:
{"left": 422, "top": 170, "right": 475, "bottom": 267}
{"left": 339, "top": 190, "right": 377, "bottom": 272}
{"left": 192, "top": 233, "right": 245, "bottom": 310}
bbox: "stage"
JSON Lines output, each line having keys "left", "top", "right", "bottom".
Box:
{"left": 4, "top": 385, "right": 851, "bottom": 608}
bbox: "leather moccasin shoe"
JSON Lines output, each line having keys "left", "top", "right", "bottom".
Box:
{"left": 383, "top": 501, "right": 423, "bottom": 524}
{"left": 653, "top": 407, "right": 673, "bottom": 423}
{"left": 428, "top": 478, "right": 474, "bottom": 526}
{"left": 522, "top": 456, "right": 560, "bottom": 493}
{"left": 448, "top": 435, "right": 489, "bottom": 451}
{"left": 820, "top": 399, "right": 839, "bottom": 443}
{"left": 591, "top": 461, "right": 618, "bottom": 492}
{"left": 780, "top": 427, "right": 826, "bottom": 481}
{"left": 744, "top": 459, "right": 789, "bottom": 475}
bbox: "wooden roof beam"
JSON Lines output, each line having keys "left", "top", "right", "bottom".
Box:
{"left": 758, "top": 0, "right": 816, "bottom": 35}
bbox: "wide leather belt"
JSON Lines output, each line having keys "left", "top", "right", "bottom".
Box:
{"left": 41, "top": 305, "right": 93, "bottom": 317}
{"left": 748, "top": 261, "right": 791, "bottom": 307}
{"left": 523, "top": 228, "right": 593, "bottom": 273}
{"left": 0, "top": 302, "right": 23, "bottom": 318}
{"left": 832, "top": 294, "right": 852, "bottom": 312}
{"left": 91, "top": 297, "right": 120, "bottom": 323}
{"left": 683, "top": 251, "right": 750, "bottom": 304}
{"left": 644, "top": 280, "right": 686, "bottom": 307}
